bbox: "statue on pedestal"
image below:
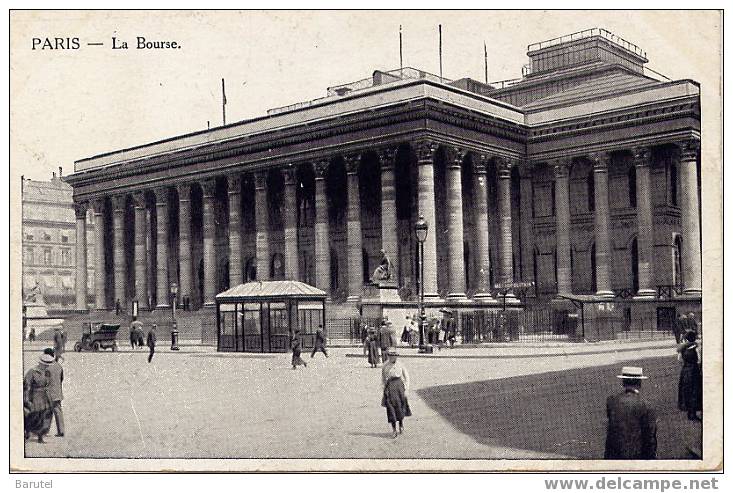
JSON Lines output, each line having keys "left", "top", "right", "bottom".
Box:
{"left": 371, "top": 249, "right": 394, "bottom": 284}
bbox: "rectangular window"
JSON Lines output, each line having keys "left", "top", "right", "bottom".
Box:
{"left": 61, "top": 235, "right": 69, "bottom": 243}
{"left": 43, "top": 248, "right": 52, "bottom": 265}
{"left": 61, "top": 248, "right": 71, "bottom": 266}
{"left": 24, "top": 247, "right": 34, "bottom": 264}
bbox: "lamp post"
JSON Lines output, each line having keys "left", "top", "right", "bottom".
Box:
{"left": 170, "top": 282, "right": 179, "bottom": 350}
{"left": 414, "top": 215, "right": 429, "bottom": 352}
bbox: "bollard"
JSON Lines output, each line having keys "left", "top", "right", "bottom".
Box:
{"left": 170, "top": 324, "right": 180, "bottom": 351}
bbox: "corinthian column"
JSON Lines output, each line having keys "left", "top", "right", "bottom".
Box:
{"left": 554, "top": 160, "right": 572, "bottom": 295}
{"left": 282, "top": 166, "right": 300, "bottom": 280}
{"left": 678, "top": 140, "right": 702, "bottom": 296}
{"left": 473, "top": 156, "right": 494, "bottom": 301}
{"left": 254, "top": 171, "right": 270, "bottom": 281}
{"left": 228, "top": 176, "right": 243, "bottom": 287}
{"left": 590, "top": 153, "right": 614, "bottom": 297}
{"left": 74, "top": 202, "right": 88, "bottom": 310}
{"left": 112, "top": 194, "right": 127, "bottom": 309}
{"left": 154, "top": 187, "right": 170, "bottom": 308}
{"left": 379, "top": 148, "right": 399, "bottom": 280}
{"left": 415, "top": 141, "right": 439, "bottom": 299}
{"left": 498, "top": 158, "right": 518, "bottom": 301}
{"left": 445, "top": 147, "right": 467, "bottom": 301}
{"left": 314, "top": 160, "right": 331, "bottom": 295}
{"left": 177, "top": 184, "right": 193, "bottom": 306}
{"left": 633, "top": 147, "right": 656, "bottom": 298}
{"left": 132, "top": 192, "right": 148, "bottom": 309}
{"left": 345, "top": 154, "right": 363, "bottom": 302}
{"left": 92, "top": 199, "right": 107, "bottom": 310}
{"left": 202, "top": 179, "right": 217, "bottom": 306}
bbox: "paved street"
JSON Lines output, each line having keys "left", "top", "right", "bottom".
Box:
{"left": 21, "top": 343, "right": 696, "bottom": 459}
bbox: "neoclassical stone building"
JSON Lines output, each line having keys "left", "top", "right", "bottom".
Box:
{"left": 66, "top": 29, "right": 701, "bottom": 321}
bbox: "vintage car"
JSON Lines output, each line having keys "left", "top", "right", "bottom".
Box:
{"left": 74, "top": 323, "right": 120, "bottom": 352}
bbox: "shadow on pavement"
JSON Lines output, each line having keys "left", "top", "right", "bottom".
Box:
{"left": 417, "top": 356, "right": 701, "bottom": 459}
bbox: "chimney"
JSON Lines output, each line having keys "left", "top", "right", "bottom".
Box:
{"left": 58, "top": 166, "right": 63, "bottom": 177}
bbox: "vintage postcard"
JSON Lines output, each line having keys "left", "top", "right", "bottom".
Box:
{"left": 9, "top": 10, "right": 723, "bottom": 472}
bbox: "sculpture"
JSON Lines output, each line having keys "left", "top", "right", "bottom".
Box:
{"left": 371, "top": 249, "right": 394, "bottom": 283}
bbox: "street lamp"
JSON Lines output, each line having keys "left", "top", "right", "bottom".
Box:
{"left": 170, "top": 282, "right": 179, "bottom": 350}
{"left": 414, "top": 215, "right": 429, "bottom": 352}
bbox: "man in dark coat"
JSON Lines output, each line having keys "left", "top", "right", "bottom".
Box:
{"left": 53, "top": 327, "right": 64, "bottom": 362}
{"left": 310, "top": 325, "right": 328, "bottom": 358}
{"left": 673, "top": 314, "right": 687, "bottom": 344}
{"left": 378, "top": 321, "right": 392, "bottom": 363}
{"left": 43, "top": 348, "right": 64, "bottom": 437}
{"left": 605, "top": 366, "right": 657, "bottom": 460}
{"left": 146, "top": 324, "right": 157, "bottom": 363}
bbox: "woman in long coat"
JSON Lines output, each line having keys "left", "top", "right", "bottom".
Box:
{"left": 381, "top": 349, "right": 411, "bottom": 438}
{"left": 364, "top": 326, "right": 380, "bottom": 368}
{"left": 23, "top": 353, "right": 54, "bottom": 442}
{"left": 677, "top": 330, "right": 702, "bottom": 420}
{"left": 291, "top": 331, "right": 307, "bottom": 369}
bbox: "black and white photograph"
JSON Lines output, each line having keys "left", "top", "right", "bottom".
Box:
{"left": 9, "top": 9, "right": 723, "bottom": 473}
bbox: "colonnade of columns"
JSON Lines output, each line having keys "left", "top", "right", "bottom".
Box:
{"left": 72, "top": 139, "right": 702, "bottom": 310}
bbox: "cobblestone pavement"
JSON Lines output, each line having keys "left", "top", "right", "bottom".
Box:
{"left": 21, "top": 344, "right": 679, "bottom": 459}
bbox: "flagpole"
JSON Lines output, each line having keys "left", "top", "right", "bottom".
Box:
{"left": 221, "top": 78, "right": 227, "bottom": 126}
{"left": 399, "top": 25, "right": 403, "bottom": 77}
{"left": 484, "top": 41, "right": 488, "bottom": 84}
{"left": 438, "top": 24, "right": 443, "bottom": 83}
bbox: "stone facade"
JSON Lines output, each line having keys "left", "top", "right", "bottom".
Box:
{"left": 65, "top": 30, "right": 701, "bottom": 315}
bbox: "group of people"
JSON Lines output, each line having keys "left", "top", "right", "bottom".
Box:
{"left": 128, "top": 318, "right": 157, "bottom": 363}
{"left": 290, "top": 325, "right": 328, "bottom": 369}
{"left": 604, "top": 323, "right": 703, "bottom": 459}
{"left": 23, "top": 348, "right": 64, "bottom": 443}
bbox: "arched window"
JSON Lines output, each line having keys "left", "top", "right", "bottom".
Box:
{"left": 244, "top": 257, "right": 257, "bottom": 282}
{"left": 590, "top": 243, "right": 597, "bottom": 293}
{"left": 628, "top": 166, "right": 637, "bottom": 208}
{"left": 587, "top": 170, "right": 595, "bottom": 212}
{"left": 631, "top": 238, "right": 639, "bottom": 293}
{"left": 673, "top": 235, "right": 684, "bottom": 287}
{"left": 362, "top": 248, "right": 370, "bottom": 283}
{"left": 270, "top": 253, "right": 284, "bottom": 280}
{"left": 670, "top": 161, "right": 679, "bottom": 206}
{"left": 330, "top": 247, "right": 339, "bottom": 290}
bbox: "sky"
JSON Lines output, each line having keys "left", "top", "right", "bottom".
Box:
{"left": 9, "top": 10, "right": 721, "bottom": 181}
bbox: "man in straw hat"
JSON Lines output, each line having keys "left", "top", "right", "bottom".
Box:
{"left": 604, "top": 366, "right": 657, "bottom": 459}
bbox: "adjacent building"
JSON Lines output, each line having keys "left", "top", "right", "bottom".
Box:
{"left": 22, "top": 172, "right": 95, "bottom": 309}
{"left": 65, "top": 29, "right": 702, "bottom": 328}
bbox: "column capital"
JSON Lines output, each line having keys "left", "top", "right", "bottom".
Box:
{"left": 588, "top": 152, "right": 612, "bottom": 171}
{"left": 282, "top": 166, "right": 297, "bottom": 186}
{"left": 677, "top": 139, "right": 700, "bottom": 162}
{"left": 74, "top": 201, "right": 88, "bottom": 219}
{"left": 253, "top": 171, "right": 268, "bottom": 190}
{"left": 202, "top": 178, "right": 217, "bottom": 197}
{"left": 132, "top": 191, "right": 146, "bottom": 208}
{"left": 344, "top": 154, "right": 361, "bottom": 174}
{"left": 497, "top": 156, "right": 517, "bottom": 178}
{"left": 378, "top": 147, "right": 397, "bottom": 169}
{"left": 473, "top": 155, "right": 488, "bottom": 175}
{"left": 176, "top": 183, "right": 191, "bottom": 201}
{"left": 153, "top": 187, "right": 169, "bottom": 204}
{"left": 111, "top": 194, "right": 127, "bottom": 211}
{"left": 553, "top": 159, "right": 571, "bottom": 179}
{"left": 314, "top": 159, "right": 330, "bottom": 178}
{"left": 444, "top": 146, "right": 467, "bottom": 168}
{"left": 227, "top": 175, "right": 242, "bottom": 192}
{"left": 91, "top": 198, "right": 106, "bottom": 214}
{"left": 632, "top": 147, "right": 652, "bottom": 167}
{"left": 415, "top": 140, "right": 437, "bottom": 162}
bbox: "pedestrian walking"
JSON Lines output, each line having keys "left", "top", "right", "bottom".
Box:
{"left": 673, "top": 314, "right": 687, "bottom": 344}
{"left": 381, "top": 349, "right": 411, "bottom": 438}
{"left": 53, "top": 326, "right": 64, "bottom": 362}
{"left": 687, "top": 312, "right": 699, "bottom": 333}
{"left": 604, "top": 366, "right": 657, "bottom": 460}
{"left": 29, "top": 327, "right": 36, "bottom": 342}
{"left": 364, "top": 325, "right": 380, "bottom": 368}
{"left": 115, "top": 299, "right": 121, "bottom": 316}
{"left": 446, "top": 313, "right": 457, "bottom": 348}
{"left": 311, "top": 325, "right": 328, "bottom": 358}
{"left": 378, "top": 321, "right": 392, "bottom": 363}
{"left": 146, "top": 324, "right": 157, "bottom": 363}
{"left": 291, "top": 331, "right": 307, "bottom": 369}
{"left": 43, "top": 348, "right": 64, "bottom": 437}
{"left": 23, "top": 352, "right": 54, "bottom": 443}
{"left": 677, "top": 330, "right": 702, "bottom": 421}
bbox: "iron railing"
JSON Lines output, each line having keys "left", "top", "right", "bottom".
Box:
{"left": 527, "top": 28, "right": 646, "bottom": 59}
